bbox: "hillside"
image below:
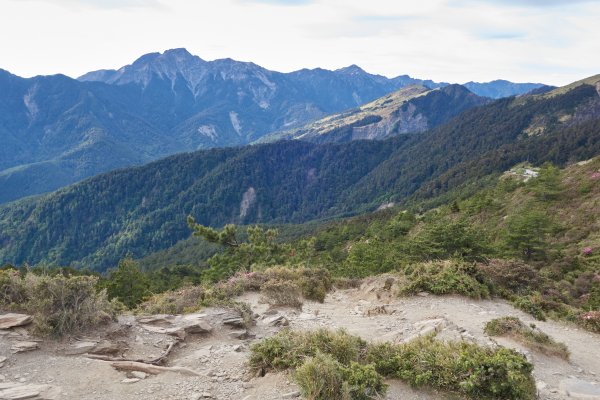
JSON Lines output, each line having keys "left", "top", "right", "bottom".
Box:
{"left": 0, "top": 50, "right": 426, "bottom": 204}
{"left": 263, "top": 84, "right": 488, "bottom": 144}
{"left": 0, "top": 50, "right": 546, "bottom": 204}
{"left": 0, "top": 75, "right": 598, "bottom": 270}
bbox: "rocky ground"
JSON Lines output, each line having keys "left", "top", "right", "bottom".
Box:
{"left": 1, "top": 275, "right": 599, "bottom": 399}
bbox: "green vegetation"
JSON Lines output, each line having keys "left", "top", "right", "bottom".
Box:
{"left": 249, "top": 329, "right": 536, "bottom": 400}
{"left": 2, "top": 82, "right": 600, "bottom": 270}
{"left": 484, "top": 317, "right": 570, "bottom": 359}
{"left": 0, "top": 269, "right": 115, "bottom": 337}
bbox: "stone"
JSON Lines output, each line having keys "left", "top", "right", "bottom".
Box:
{"left": 65, "top": 341, "right": 97, "bottom": 355}
{"left": 229, "top": 330, "right": 249, "bottom": 340}
{"left": 417, "top": 292, "right": 430, "bottom": 297}
{"left": 265, "top": 315, "right": 289, "bottom": 327}
{"left": 413, "top": 318, "right": 446, "bottom": 334}
{"left": 90, "top": 340, "right": 123, "bottom": 355}
{"left": 282, "top": 391, "right": 301, "bottom": 398}
{"left": 121, "top": 378, "right": 140, "bottom": 384}
{"left": 0, "top": 356, "right": 6, "bottom": 368}
{"left": 10, "top": 341, "right": 39, "bottom": 353}
{"left": 139, "top": 313, "right": 212, "bottom": 338}
{"left": 130, "top": 371, "right": 147, "bottom": 380}
{"left": 0, "top": 314, "right": 33, "bottom": 330}
{"left": 223, "top": 317, "right": 245, "bottom": 328}
{"left": 0, "top": 382, "right": 61, "bottom": 399}
{"left": 559, "top": 378, "right": 600, "bottom": 399}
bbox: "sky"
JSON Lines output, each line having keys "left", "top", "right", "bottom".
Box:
{"left": 1, "top": 0, "right": 599, "bottom": 85}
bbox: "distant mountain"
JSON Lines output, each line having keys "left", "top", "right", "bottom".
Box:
{"left": 263, "top": 84, "right": 489, "bottom": 144}
{"left": 0, "top": 49, "right": 450, "bottom": 204}
{"left": 0, "top": 74, "right": 597, "bottom": 270}
{"left": 463, "top": 79, "right": 546, "bottom": 99}
{"left": 0, "top": 49, "right": 548, "bottom": 204}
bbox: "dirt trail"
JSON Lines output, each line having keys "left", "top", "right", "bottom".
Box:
{"left": 1, "top": 275, "right": 599, "bottom": 399}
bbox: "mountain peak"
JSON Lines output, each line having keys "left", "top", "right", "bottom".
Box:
{"left": 336, "top": 64, "right": 367, "bottom": 75}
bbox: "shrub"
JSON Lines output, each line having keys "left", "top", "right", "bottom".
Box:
{"left": 333, "top": 277, "right": 363, "bottom": 289}
{"left": 137, "top": 285, "right": 205, "bottom": 314}
{"left": 249, "top": 329, "right": 367, "bottom": 373}
{"left": 295, "top": 353, "right": 350, "bottom": 400}
{"left": 578, "top": 311, "right": 600, "bottom": 333}
{"left": 261, "top": 280, "right": 303, "bottom": 308}
{"left": 342, "top": 361, "right": 387, "bottom": 400}
{"left": 251, "top": 329, "right": 535, "bottom": 400}
{"left": 0, "top": 272, "right": 116, "bottom": 337}
{"left": 511, "top": 295, "right": 547, "bottom": 321}
{"left": 0, "top": 269, "right": 27, "bottom": 305}
{"left": 368, "top": 335, "right": 535, "bottom": 399}
{"left": 484, "top": 317, "right": 569, "bottom": 359}
{"left": 477, "top": 259, "right": 541, "bottom": 296}
{"left": 295, "top": 354, "right": 387, "bottom": 400}
{"left": 399, "top": 260, "right": 489, "bottom": 299}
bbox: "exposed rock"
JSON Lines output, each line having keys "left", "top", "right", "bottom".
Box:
{"left": 229, "top": 330, "right": 250, "bottom": 340}
{"left": 11, "top": 341, "right": 39, "bottom": 353}
{"left": 129, "top": 371, "right": 147, "bottom": 380}
{"left": 0, "top": 314, "right": 33, "bottom": 330}
{"left": 0, "top": 356, "right": 6, "bottom": 368}
{"left": 264, "top": 315, "right": 289, "bottom": 327}
{"left": 139, "top": 313, "right": 212, "bottom": 339}
{"left": 222, "top": 317, "right": 245, "bottom": 328}
{"left": 0, "top": 382, "right": 61, "bottom": 399}
{"left": 121, "top": 378, "right": 140, "bottom": 384}
{"left": 90, "top": 340, "right": 124, "bottom": 355}
{"left": 559, "top": 378, "right": 600, "bottom": 399}
{"left": 65, "top": 341, "right": 97, "bottom": 355}
{"left": 282, "top": 390, "right": 301, "bottom": 398}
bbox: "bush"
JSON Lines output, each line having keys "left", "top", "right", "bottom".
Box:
{"left": 295, "top": 353, "right": 350, "bottom": 400}
{"left": 0, "top": 272, "right": 115, "bottom": 337}
{"left": 333, "top": 277, "right": 363, "bottom": 289}
{"left": 0, "top": 269, "right": 27, "bottom": 305}
{"left": 478, "top": 259, "right": 541, "bottom": 296}
{"left": 368, "top": 335, "right": 535, "bottom": 399}
{"left": 342, "top": 361, "right": 387, "bottom": 400}
{"left": 251, "top": 329, "right": 535, "bottom": 400}
{"left": 261, "top": 280, "right": 303, "bottom": 308}
{"left": 578, "top": 311, "right": 600, "bottom": 333}
{"left": 249, "top": 329, "right": 367, "bottom": 373}
{"left": 511, "top": 295, "right": 547, "bottom": 321}
{"left": 295, "top": 354, "right": 387, "bottom": 400}
{"left": 484, "top": 317, "right": 569, "bottom": 359}
{"left": 137, "top": 285, "right": 205, "bottom": 314}
{"left": 399, "top": 260, "right": 489, "bottom": 299}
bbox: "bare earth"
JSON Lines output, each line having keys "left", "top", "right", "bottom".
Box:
{"left": 1, "top": 275, "right": 599, "bottom": 400}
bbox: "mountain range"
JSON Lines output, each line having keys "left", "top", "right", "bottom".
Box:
{"left": 0, "top": 48, "right": 545, "bottom": 204}
{"left": 263, "top": 84, "right": 489, "bottom": 143}
{"left": 0, "top": 74, "right": 597, "bottom": 270}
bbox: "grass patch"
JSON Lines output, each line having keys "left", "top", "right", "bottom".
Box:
{"left": 484, "top": 317, "right": 569, "bottom": 359}
{"left": 399, "top": 260, "right": 490, "bottom": 299}
{"left": 0, "top": 270, "right": 116, "bottom": 337}
{"left": 250, "top": 329, "right": 535, "bottom": 400}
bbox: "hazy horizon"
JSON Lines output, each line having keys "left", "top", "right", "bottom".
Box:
{"left": 2, "top": 0, "right": 600, "bottom": 86}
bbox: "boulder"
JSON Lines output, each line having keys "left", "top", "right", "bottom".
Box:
{"left": 138, "top": 313, "right": 212, "bottom": 339}
{"left": 10, "top": 341, "right": 39, "bottom": 353}
{"left": 264, "top": 315, "right": 289, "bottom": 327}
{"left": 0, "top": 314, "right": 33, "bottom": 330}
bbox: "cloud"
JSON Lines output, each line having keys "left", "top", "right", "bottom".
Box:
{"left": 237, "top": 0, "right": 313, "bottom": 5}
{"left": 470, "top": 0, "right": 600, "bottom": 7}
{"left": 476, "top": 30, "right": 527, "bottom": 40}
{"left": 14, "top": 0, "right": 162, "bottom": 9}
